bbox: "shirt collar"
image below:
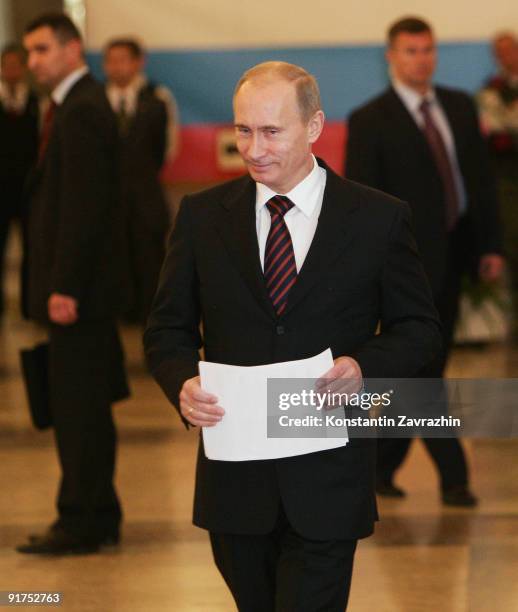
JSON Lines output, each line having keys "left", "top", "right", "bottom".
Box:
{"left": 51, "top": 65, "right": 89, "bottom": 105}
{"left": 255, "top": 155, "right": 322, "bottom": 219}
{"left": 392, "top": 78, "right": 436, "bottom": 113}
{"left": 106, "top": 73, "right": 147, "bottom": 98}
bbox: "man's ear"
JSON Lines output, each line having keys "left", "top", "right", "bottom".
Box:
{"left": 307, "top": 110, "right": 325, "bottom": 144}
{"left": 65, "top": 38, "right": 83, "bottom": 63}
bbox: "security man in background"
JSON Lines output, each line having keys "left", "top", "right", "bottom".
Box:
{"left": 103, "top": 37, "right": 179, "bottom": 324}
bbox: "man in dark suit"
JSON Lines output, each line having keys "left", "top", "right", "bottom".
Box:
{"left": 346, "top": 17, "right": 504, "bottom": 506}
{"left": 144, "top": 61, "right": 441, "bottom": 611}
{"left": 0, "top": 44, "right": 39, "bottom": 315}
{"left": 17, "top": 13, "right": 131, "bottom": 555}
{"left": 103, "top": 38, "right": 179, "bottom": 323}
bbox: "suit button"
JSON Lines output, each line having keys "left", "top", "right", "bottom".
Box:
{"left": 276, "top": 325, "right": 285, "bottom": 335}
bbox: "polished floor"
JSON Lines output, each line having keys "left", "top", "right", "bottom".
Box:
{"left": 1, "top": 238, "right": 517, "bottom": 611}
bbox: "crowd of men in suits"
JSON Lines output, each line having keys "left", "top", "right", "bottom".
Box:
{"left": 0, "top": 8, "right": 512, "bottom": 611}
{"left": 0, "top": 13, "right": 178, "bottom": 555}
{"left": 0, "top": 27, "right": 177, "bottom": 326}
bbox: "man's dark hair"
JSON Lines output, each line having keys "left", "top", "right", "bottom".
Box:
{"left": 25, "top": 12, "right": 82, "bottom": 44}
{"left": 1, "top": 43, "right": 26, "bottom": 62}
{"left": 104, "top": 38, "right": 143, "bottom": 59}
{"left": 388, "top": 17, "right": 432, "bottom": 46}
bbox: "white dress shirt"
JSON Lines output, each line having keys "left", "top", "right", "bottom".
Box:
{"left": 106, "top": 73, "right": 144, "bottom": 117}
{"left": 51, "top": 65, "right": 89, "bottom": 105}
{"left": 255, "top": 155, "right": 327, "bottom": 272}
{"left": 392, "top": 79, "right": 467, "bottom": 215}
{"left": 106, "top": 73, "right": 180, "bottom": 159}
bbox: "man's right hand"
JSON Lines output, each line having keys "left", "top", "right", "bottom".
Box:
{"left": 179, "top": 376, "right": 225, "bottom": 427}
{"left": 48, "top": 293, "right": 78, "bottom": 325}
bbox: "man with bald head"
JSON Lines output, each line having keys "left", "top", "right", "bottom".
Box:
{"left": 145, "top": 61, "right": 440, "bottom": 610}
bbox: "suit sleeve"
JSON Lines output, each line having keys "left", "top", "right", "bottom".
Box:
{"left": 345, "top": 109, "right": 383, "bottom": 189}
{"left": 151, "top": 94, "right": 168, "bottom": 169}
{"left": 353, "top": 202, "right": 442, "bottom": 378}
{"left": 143, "top": 196, "right": 202, "bottom": 426}
{"left": 50, "top": 99, "right": 117, "bottom": 300}
{"left": 155, "top": 85, "right": 180, "bottom": 162}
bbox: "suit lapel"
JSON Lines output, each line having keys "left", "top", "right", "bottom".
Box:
{"left": 214, "top": 164, "right": 360, "bottom": 320}
{"left": 386, "top": 88, "right": 432, "bottom": 159}
{"left": 283, "top": 164, "right": 359, "bottom": 316}
{"left": 214, "top": 177, "right": 278, "bottom": 321}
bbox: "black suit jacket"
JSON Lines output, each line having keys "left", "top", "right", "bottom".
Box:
{"left": 26, "top": 73, "right": 132, "bottom": 323}
{"left": 0, "top": 90, "right": 39, "bottom": 211}
{"left": 346, "top": 86, "right": 502, "bottom": 295}
{"left": 144, "top": 161, "right": 441, "bottom": 540}
{"left": 115, "top": 82, "right": 169, "bottom": 232}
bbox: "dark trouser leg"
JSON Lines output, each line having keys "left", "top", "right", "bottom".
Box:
{"left": 210, "top": 506, "right": 357, "bottom": 612}
{"left": 0, "top": 197, "right": 14, "bottom": 314}
{"left": 132, "top": 225, "right": 166, "bottom": 325}
{"left": 376, "top": 438, "right": 412, "bottom": 483}
{"left": 210, "top": 530, "right": 278, "bottom": 612}
{"left": 419, "top": 232, "right": 469, "bottom": 490}
{"left": 19, "top": 207, "right": 30, "bottom": 319}
{"left": 377, "top": 222, "right": 470, "bottom": 488}
{"left": 275, "top": 531, "right": 357, "bottom": 612}
{"left": 49, "top": 319, "right": 127, "bottom": 539}
{"left": 420, "top": 438, "right": 468, "bottom": 489}
{"left": 126, "top": 194, "right": 168, "bottom": 325}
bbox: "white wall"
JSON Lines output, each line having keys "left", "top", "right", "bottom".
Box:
{"left": 84, "top": 0, "right": 518, "bottom": 50}
{"left": 0, "top": 0, "right": 14, "bottom": 47}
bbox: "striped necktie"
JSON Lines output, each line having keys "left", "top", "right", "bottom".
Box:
{"left": 419, "top": 99, "right": 460, "bottom": 231}
{"left": 264, "top": 195, "right": 297, "bottom": 316}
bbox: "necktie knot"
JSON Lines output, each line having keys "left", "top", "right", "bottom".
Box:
{"left": 266, "top": 195, "right": 294, "bottom": 218}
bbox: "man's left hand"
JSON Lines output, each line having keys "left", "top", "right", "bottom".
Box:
{"left": 479, "top": 254, "right": 505, "bottom": 283}
{"left": 316, "top": 356, "right": 363, "bottom": 402}
{"left": 48, "top": 293, "right": 78, "bottom": 325}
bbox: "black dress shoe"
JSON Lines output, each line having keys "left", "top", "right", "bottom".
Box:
{"left": 376, "top": 481, "right": 406, "bottom": 498}
{"left": 442, "top": 486, "right": 478, "bottom": 507}
{"left": 17, "top": 528, "right": 100, "bottom": 555}
{"left": 28, "top": 522, "right": 120, "bottom": 547}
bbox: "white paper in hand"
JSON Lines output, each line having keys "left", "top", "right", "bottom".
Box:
{"left": 199, "top": 349, "right": 348, "bottom": 461}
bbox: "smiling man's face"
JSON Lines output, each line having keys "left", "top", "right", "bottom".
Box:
{"left": 234, "top": 77, "right": 322, "bottom": 194}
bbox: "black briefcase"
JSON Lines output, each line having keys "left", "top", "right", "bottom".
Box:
{"left": 19, "top": 343, "right": 52, "bottom": 430}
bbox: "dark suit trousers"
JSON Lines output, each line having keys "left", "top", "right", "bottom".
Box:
{"left": 209, "top": 504, "right": 357, "bottom": 612}
{"left": 377, "top": 220, "right": 469, "bottom": 489}
{"left": 49, "top": 319, "right": 128, "bottom": 538}
{"left": 126, "top": 207, "right": 167, "bottom": 325}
